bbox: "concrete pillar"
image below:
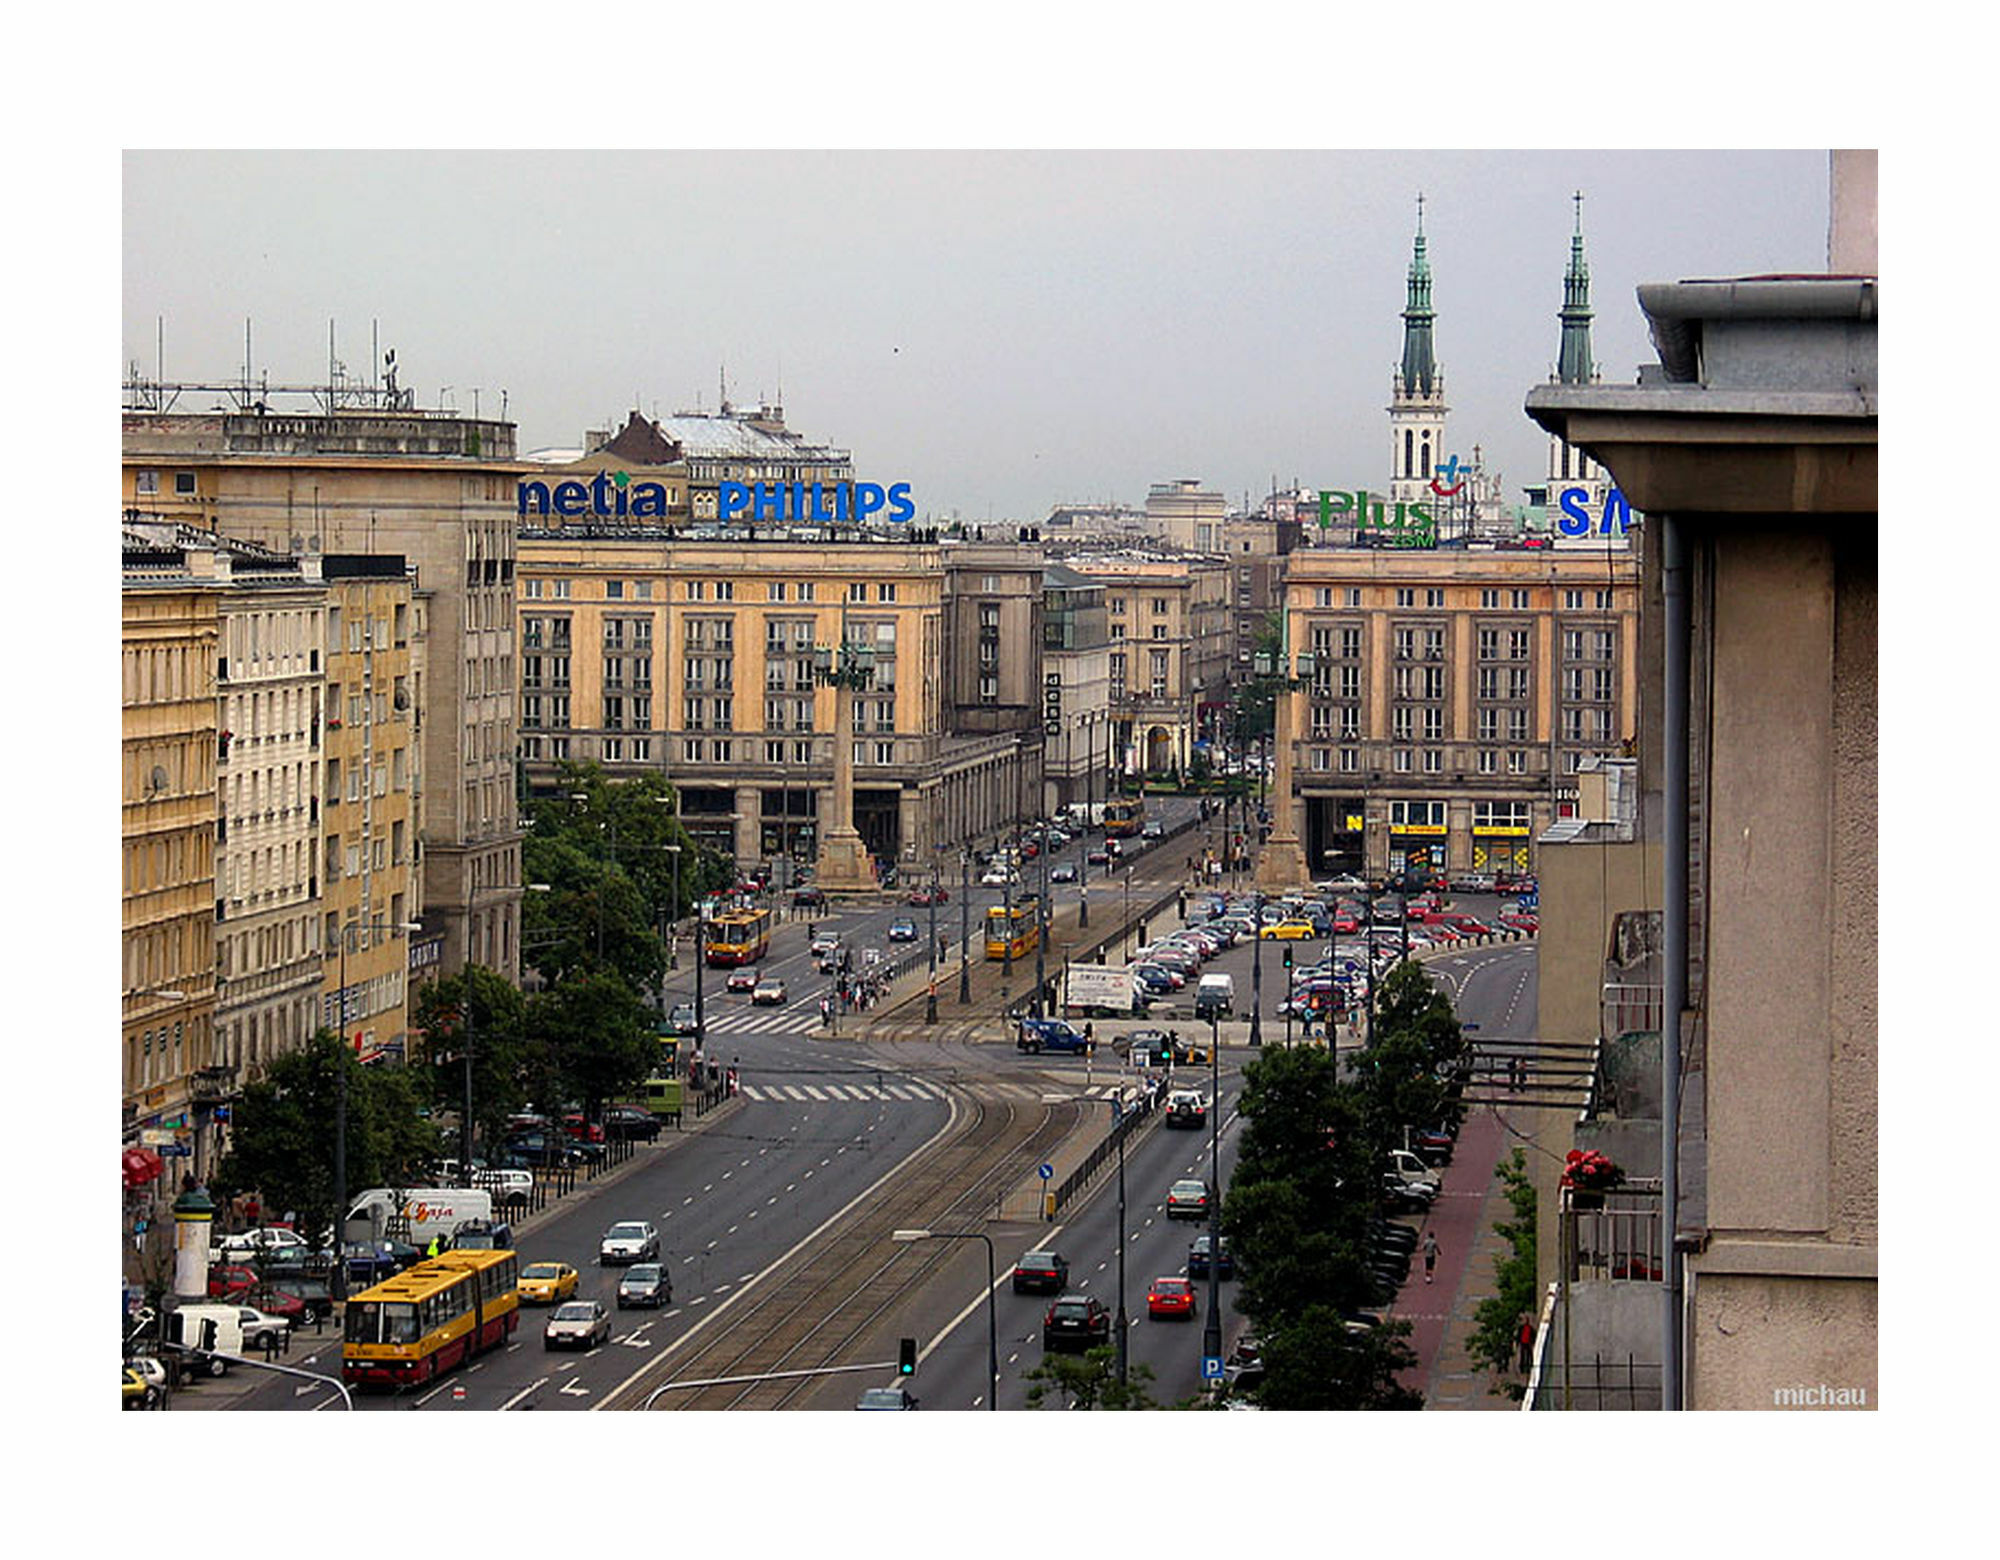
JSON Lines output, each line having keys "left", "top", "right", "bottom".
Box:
{"left": 733, "top": 785, "right": 762, "bottom": 869}
{"left": 1256, "top": 678, "right": 1309, "bottom": 889}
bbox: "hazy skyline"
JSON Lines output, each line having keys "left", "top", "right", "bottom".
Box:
{"left": 123, "top": 149, "right": 1829, "bottom": 522}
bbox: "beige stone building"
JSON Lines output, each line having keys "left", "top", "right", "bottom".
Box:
{"left": 1067, "top": 553, "right": 1233, "bottom": 778}
{"left": 211, "top": 542, "right": 328, "bottom": 1087}
{"left": 1263, "top": 544, "right": 1641, "bottom": 883}
{"left": 515, "top": 526, "right": 1044, "bottom": 874}
{"left": 320, "top": 555, "right": 426, "bottom": 1060}
{"left": 121, "top": 402, "right": 523, "bottom": 984}
{"left": 122, "top": 526, "right": 223, "bottom": 1182}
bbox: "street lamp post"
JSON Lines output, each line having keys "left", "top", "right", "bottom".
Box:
{"left": 890, "top": 1228, "right": 998, "bottom": 1410}
{"left": 665, "top": 840, "right": 683, "bottom": 972}
{"left": 1201, "top": 1009, "right": 1223, "bottom": 1376}
{"left": 333, "top": 918, "right": 420, "bottom": 1303}
{"left": 1248, "top": 890, "right": 1264, "bottom": 1049}
{"left": 926, "top": 857, "right": 940, "bottom": 1025}
{"left": 959, "top": 848, "right": 972, "bottom": 1004}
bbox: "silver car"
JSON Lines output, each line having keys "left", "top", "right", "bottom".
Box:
{"left": 543, "top": 1299, "right": 610, "bottom": 1351}
{"left": 599, "top": 1220, "right": 660, "bottom": 1264}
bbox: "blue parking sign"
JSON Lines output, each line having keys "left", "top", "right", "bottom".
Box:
{"left": 1202, "top": 1356, "right": 1225, "bottom": 1381}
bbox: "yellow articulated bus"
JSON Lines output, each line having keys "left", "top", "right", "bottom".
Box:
{"left": 985, "top": 896, "right": 1042, "bottom": 961}
{"left": 705, "top": 907, "right": 772, "bottom": 966}
{"left": 1103, "top": 797, "right": 1146, "bottom": 839}
{"left": 341, "top": 1248, "right": 520, "bottom": 1388}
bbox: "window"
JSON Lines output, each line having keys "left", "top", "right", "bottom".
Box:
{"left": 1392, "top": 749, "right": 1413, "bottom": 773}
{"left": 686, "top": 581, "right": 706, "bottom": 601}
{"left": 1563, "top": 589, "right": 1584, "bottom": 610}
{"left": 1395, "top": 588, "right": 1415, "bottom": 607}
{"left": 1422, "top": 749, "right": 1442, "bottom": 773}
{"left": 715, "top": 581, "right": 734, "bottom": 601}
{"left": 1512, "top": 589, "right": 1531, "bottom": 609}
{"left": 1346, "top": 587, "right": 1362, "bottom": 607}
{"left": 606, "top": 580, "right": 624, "bottom": 600}
{"left": 1426, "top": 588, "right": 1445, "bottom": 607}
{"left": 768, "top": 582, "right": 787, "bottom": 601}
{"left": 1339, "top": 747, "right": 1358, "bottom": 772}
{"left": 1480, "top": 588, "right": 1499, "bottom": 609}
{"left": 136, "top": 469, "right": 159, "bottom": 495}
{"left": 522, "top": 578, "right": 542, "bottom": 600}
{"left": 175, "top": 471, "right": 197, "bottom": 496}
{"left": 878, "top": 583, "right": 897, "bottom": 602}
{"left": 848, "top": 581, "right": 868, "bottom": 602}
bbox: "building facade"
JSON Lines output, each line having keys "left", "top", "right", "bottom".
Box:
{"left": 320, "top": 555, "right": 426, "bottom": 1060}
{"left": 1269, "top": 544, "right": 1642, "bottom": 883}
{"left": 1068, "top": 554, "right": 1233, "bottom": 778}
{"left": 212, "top": 545, "right": 327, "bottom": 1086}
{"left": 515, "top": 527, "right": 1043, "bottom": 874}
{"left": 121, "top": 402, "right": 523, "bottom": 984}
{"left": 1524, "top": 151, "right": 1878, "bottom": 1409}
{"left": 122, "top": 527, "right": 223, "bottom": 1183}
{"left": 1040, "top": 563, "right": 1113, "bottom": 815}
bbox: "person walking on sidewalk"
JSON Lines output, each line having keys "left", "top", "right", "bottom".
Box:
{"left": 1517, "top": 1315, "right": 1535, "bottom": 1373}
{"left": 1421, "top": 1230, "right": 1439, "bottom": 1284}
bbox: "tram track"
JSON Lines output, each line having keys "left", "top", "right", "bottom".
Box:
{"left": 627, "top": 1081, "right": 1080, "bottom": 1410}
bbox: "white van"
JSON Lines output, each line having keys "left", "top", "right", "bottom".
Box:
{"left": 1194, "top": 972, "right": 1235, "bottom": 1019}
{"left": 168, "top": 1302, "right": 246, "bottom": 1376}
{"left": 345, "top": 1186, "right": 494, "bottom": 1250}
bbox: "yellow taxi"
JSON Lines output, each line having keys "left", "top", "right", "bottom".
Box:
{"left": 1258, "top": 920, "right": 1317, "bottom": 940}
{"left": 518, "top": 1260, "right": 581, "bottom": 1305}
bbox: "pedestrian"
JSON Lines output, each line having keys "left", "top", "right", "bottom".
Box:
{"left": 1517, "top": 1316, "right": 1534, "bottom": 1373}
{"left": 1422, "top": 1230, "right": 1439, "bottom": 1283}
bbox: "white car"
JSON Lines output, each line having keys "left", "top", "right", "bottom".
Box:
{"left": 981, "top": 866, "right": 1017, "bottom": 886}
{"left": 235, "top": 1305, "right": 293, "bottom": 1351}
{"left": 211, "top": 1227, "right": 311, "bottom": 1264}
{"left": 600, "top": 1220, "right": 661, "bottom": 1265}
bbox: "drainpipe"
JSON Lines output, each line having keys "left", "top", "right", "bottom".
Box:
{"left": 1661, "top": 513, "right": 1689, "bottom": 1411}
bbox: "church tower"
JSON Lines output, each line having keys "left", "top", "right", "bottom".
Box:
{"left": 1389, "top": 194, "right": 1449, "bottom": 510}
{"left": 1546, "top": 194, "right": 1621, "bottom": 544}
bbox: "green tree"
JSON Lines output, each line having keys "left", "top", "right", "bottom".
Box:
{"left": 410, "top": 965, "right": 529, "bottom": 1159}
{"left": 212, "top": 1032, "right": 439, "bottom": 1242}
{"left": 1021, "top": 1346, "right": 1158, "bottom": 1410}
{"left": 533, "top": 967, "right": 658, "bottom": 1118}
{"left": 1468, "top": 1148, "right": 1539, "bottom": 1395}
{"left": 1257, "top": 1306, "right": 1424, "bottom": 1410}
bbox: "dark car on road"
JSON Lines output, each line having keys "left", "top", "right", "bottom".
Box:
{"left": 791, "top": 885, "right": 827, "bottom": 909}
{"left": 1187, "top": 1234, "right": 1235, "bottom": 1279}
{"left": 1017, "top": 1018, "right": 1093, "bottom": 1055}
{"left": 604, "top": 1105, "right": 664, "bottom": 1141}
{"left": 1042, "top": 1294, "right": 1111, "bottom": 1352}
{"left": 667, "top": 1003, "right": 700, "bottom": 1037}
{"left": 616, "top": 1262, "right": 673, "bottom": 1308}
{"left": 1011, "top": 1250, "right": 1071, "bottom": 1294}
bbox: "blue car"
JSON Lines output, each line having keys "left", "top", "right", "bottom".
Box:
{"left": 1017, "top": 1019, "right": 1095, "bottom": 1055}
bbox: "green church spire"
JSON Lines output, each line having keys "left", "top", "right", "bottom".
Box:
{"left": 1400, "top": 193, "right": 1437, "bottom": 397}
{"left": 1557, "top": 191, "right": 1595, "bottom": 386}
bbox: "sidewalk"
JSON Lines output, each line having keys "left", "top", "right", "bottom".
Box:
{"left": 1387, "top": 1107, "right": 1518, "bottom": 1410}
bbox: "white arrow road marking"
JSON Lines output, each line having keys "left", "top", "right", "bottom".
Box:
{"left": 559, "top": 1378, "right": 591, "bottom": 1396}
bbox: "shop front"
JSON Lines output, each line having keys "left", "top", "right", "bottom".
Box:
{"left": 1387, "top": 798, "right": 1449, "bottom": 881}
{"left": 1471, "top": 801, "right": 1535, "bottom": 875}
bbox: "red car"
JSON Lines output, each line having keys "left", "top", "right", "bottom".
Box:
{"left": 208, "top": 1264, "right": 260, "bottom": 1298}
{"left": 562, "top": 1113, "right": 606, "bottom": 1144}
{"left": 1500, "top": 912, "right": 1539, "bottom": 933}
{"left": 908, "top": 886, "right": 949, "bottom": 906}
{"left": 1147, "top": 1276, "right": 1198, "bottom": 1320}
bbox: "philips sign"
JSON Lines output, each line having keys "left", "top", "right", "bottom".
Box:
{"left": 717, "top": 481, "right": 915, "bottom": 524}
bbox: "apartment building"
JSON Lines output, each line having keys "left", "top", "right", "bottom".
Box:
{"left": 1040, "top": 563, "right": 1113, "bottom": 815}
{"left": 515, "top": 526, "right": 1041, "bottom": 874}
{"left": 1067, "top": 553, "right": 1233, "bottom": 778}
{"left": 1269, "top": 544, "right": 1641, "bottom": 883}
{"left": 212, "top": 541, "right": 327, "bottom": 1087}
{"left": 121, "top": 396, "right": 522, "bottom": 983}
{"left": 320, "top": 555, "right": 426, "bottom": 1060}
{"left": 122, "top": 525, "right": 223, "bottom": 1182}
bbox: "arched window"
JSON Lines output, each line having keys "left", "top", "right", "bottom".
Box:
{"left": 1421, "top": 436, "right": 1432, "bottom": 478}
{"left": 1403, "top": 429, "right": 1414, "bottom": 478}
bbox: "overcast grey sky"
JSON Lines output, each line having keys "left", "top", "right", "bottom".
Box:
{"left": 123, "top": 149, "right": 1828, "bottom": 521}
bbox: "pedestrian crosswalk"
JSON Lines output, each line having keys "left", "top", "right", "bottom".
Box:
{"left": 700, "top": 1007, "right": 821, "bottom": 1036}
{"left": 736, "top": 1079, "right": 947, "bottom": 1104}
{"left": 734, "top": 1078, "right": 1142, "bottom": 1106}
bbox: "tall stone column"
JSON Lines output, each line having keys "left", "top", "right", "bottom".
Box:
{"left": 1256, "top": 678, "right": 1310, "bottom": 890}
{"left": 813, "top": 673, "right": 875, "bottom": 891}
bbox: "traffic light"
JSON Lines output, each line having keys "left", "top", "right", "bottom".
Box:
{"left": 1283, "top": 946, "right": 1294, "bottom": 970}
{"left": 898, "top": 1337, "right": 918, "bottom": 1375}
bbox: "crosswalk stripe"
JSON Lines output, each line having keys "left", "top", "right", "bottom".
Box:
{"left": 802, "top": 1086, "right": 827, "bottom": 1100}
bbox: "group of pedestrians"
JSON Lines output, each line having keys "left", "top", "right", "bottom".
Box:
{"left": 819, "top": 971, "right": 887, "bottom": 1025}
